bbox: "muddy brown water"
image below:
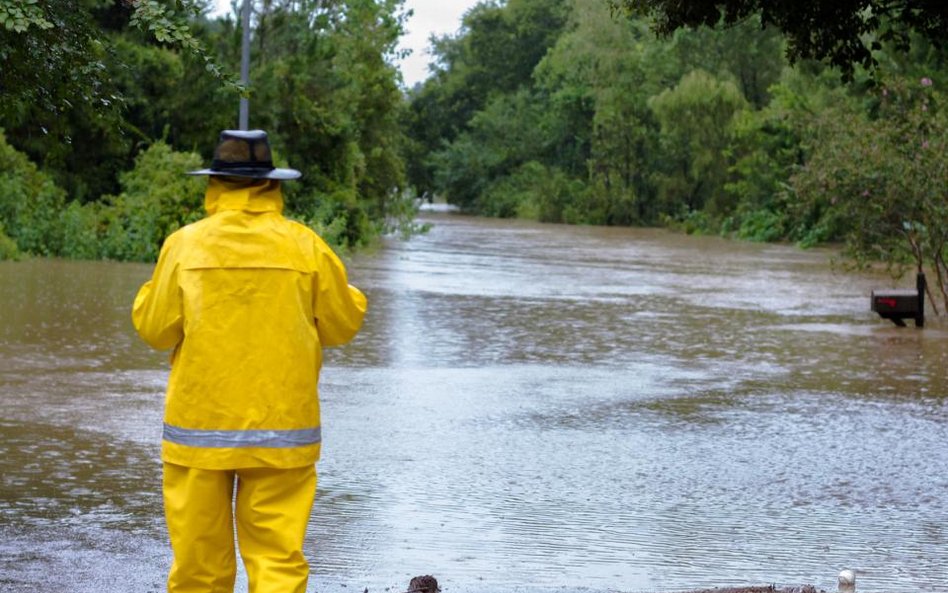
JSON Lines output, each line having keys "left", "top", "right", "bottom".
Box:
{"left": 1, "top": 213, "right": 946, "bottom": 593}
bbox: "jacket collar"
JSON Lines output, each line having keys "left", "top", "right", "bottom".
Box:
{"left": 204, "top": 178, "right": 284, "bottom": 215}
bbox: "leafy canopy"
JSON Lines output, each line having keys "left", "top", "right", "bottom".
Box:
{"left": 610, "top": 0, "right": 948, "bottom": 79}
{"left": 0, "top": 0, "right": 238, "bottom": 124}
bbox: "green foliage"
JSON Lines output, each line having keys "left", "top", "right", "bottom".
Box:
{"left": 536, "top": 0, "right": 668, "bottom": 224}
{"left": 97, "top": 141, "right": 205, "bottom": 261}
{"left": 248, "top": 0, "right": 409, "bottom": 249}
{"left": 612, "top": 0, "right": 948, "bottom": 81}
{"left": 430, "top": 132, "right": 495, "bottom": 212}
{"left": 3, "top": 0, "right": 946, "bottom": 280}
{"left": 413, "top": 0, "right": 797, "bottom": 229}
{"left": 727, "top": 208, "right": 785, "bottom": 242}
{"left": 59, "top": 200, "right": 101, "bottom": 260}
{"left": 0, "top": 1, "right": 239, "bottom": 203}
{"left": 431, "top": 88, "right": 548, "bottom": 211}
{"left": 721, "top": 80, "right": 807, "bottom": 241}
{"left": 790, "top": 74, "right": 948, "bottom": 294}
{"left": 1, "top": 0, "right": 412, "bottom": 257}
{"left": 379, "top": 190, "right": 432, "bottom": 241}
{"left": 661, "top": 208, "right": 711, "bottom": 235}
{"left": 667, "top": 15, "right": 785, "bottom": 108}
{"left": 290, "top": 199, "right": 351, "bottom": 252}
{"left": 0, "top": 134, "right": 206, "bottom": 262}
{"left": 480, "top": 161, "right": 583, "bottom": 222}
{"left": 129, "top": 0, "right": 201, "bottom": 50}
{"left": 0, "top": 0, "right": 236, "bottom": 127}
{"left": 649, "top": 69, "right": 748, "bottom": 221}
{"left": 405, "top": 0, "right": 570, "bottom": 195}
{"left": 3, "top": 133, "right": 385, "bottom": 262}
{"left": 0, "top": 0, "right": 53, "bottom": 33}
{"left": 407, "top": 0, "right": 948, "bottom": 266}
{"left": 0, "top": 223, "right": 20, "bottom": 260}
{"left": 1, "top": 2, "right": 114, "bottom": 127}
{"left": 0, "top": 130, "right": 67, "bottom": 256}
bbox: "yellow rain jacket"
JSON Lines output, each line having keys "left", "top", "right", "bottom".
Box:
{"left": 132, "top": 178, "right": 366, "bottom": 470}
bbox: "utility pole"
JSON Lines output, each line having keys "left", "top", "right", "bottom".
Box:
{"left": 238, "top": 0, "right": 251, "bottom": 130}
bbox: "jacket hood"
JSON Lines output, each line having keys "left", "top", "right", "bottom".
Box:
{"left": 204, "top": 177, "right": 284, "bottom": 215}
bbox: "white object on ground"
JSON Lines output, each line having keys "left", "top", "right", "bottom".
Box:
{"left": 838, "top": 568, "right": 856, "bottom": 593}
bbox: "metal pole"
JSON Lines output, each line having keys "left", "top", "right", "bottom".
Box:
{"left": 238, "top": 0, "right": 251, "bottom": 130}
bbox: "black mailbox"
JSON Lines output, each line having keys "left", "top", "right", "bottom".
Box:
{"left": 871, "top": 272, "right": 925, "bottom": 327}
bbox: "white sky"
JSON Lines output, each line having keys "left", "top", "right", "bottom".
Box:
{"left": 210, "top": 0, "right": 481, "bottom": 87}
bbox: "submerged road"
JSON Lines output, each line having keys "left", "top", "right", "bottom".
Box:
{"left": 1, "top": 213, "right": 947, "bottom": 592}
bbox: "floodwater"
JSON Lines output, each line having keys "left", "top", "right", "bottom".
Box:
{"left": 1, "top": 213, "right": 947, "bottom": 593}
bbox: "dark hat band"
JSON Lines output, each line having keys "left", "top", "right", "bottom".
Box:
{"left": 211, "top": 159, "right": 276, "bottom": 172}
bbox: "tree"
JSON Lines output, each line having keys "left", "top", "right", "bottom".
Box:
{"left": 536, "top": 0, "right": 667, "bottom": 223}
{"left": 0, "top": 0, "right": 236, "bottom": 200}
{"left": 611, "top": 0, "right": 948, "bottom": 80}
{"left": 649, "top": 69, "right": 748, "bottom": 218}
{"left": 246, "top": 0, "right": 410, "bottom": 246}
{"left": 667, "top": 14, "right": 784, "bottom": 107}
{"left": 410, "top": 0, "right": 800, "bottom": 227}
{"left": 0, "top": 0, "right": 412, "bottom": 252}
{"left": 405, "top": 0, "right": 569, "bottom": 196}
{"left": 431, "top": 88, "right": 548, "bottom": 212}
{"left": 0, "top": 0, "right": 234, "bottom": 123}
{"left": 791, "top": 75, "right": 948, "bottom": 310}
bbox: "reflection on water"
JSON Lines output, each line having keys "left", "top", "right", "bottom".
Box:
{"left": 1, "top": 214, "right": 946, "bottom": 593}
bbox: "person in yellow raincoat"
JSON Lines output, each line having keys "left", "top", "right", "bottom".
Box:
{"left": 132, "top": 129, "right": 367, "bottom": 593}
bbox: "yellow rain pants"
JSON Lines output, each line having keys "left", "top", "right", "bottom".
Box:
{"left": 163, "top": 462, "right": 317, "bottom": 593}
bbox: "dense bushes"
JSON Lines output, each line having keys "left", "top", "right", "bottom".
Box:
{"left": 0, "top": 224, "right": 17, "bottom": 260}
{"left": 0, "top": 134, "right": 204, "bottom": 261}
{"left": 0, "top": 130, "right": 67, "bottom": 259}
{"left": 98, "top": 143, "right": 206, "bottom": 261}
{"left": 0, "top": 132, "right": 419, "bottom": 262}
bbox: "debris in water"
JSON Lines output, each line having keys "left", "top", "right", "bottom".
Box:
{"left": 407, "top": 575, "right": 440, "bottom": 593}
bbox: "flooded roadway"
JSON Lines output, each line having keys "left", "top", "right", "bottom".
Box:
{"left": 1, "top": 213, "right": 947, "bottom": 593}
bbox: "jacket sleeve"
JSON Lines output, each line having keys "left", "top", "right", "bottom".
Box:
{"left": 313, "top": 243, "right": 367, "bottom": 347}
{"left": 132, "top": 235, "right": 184, "bottom": 351}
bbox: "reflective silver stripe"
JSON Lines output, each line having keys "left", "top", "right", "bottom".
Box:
{"left": 163, "top": 424, "right": 321, "bottom": 448}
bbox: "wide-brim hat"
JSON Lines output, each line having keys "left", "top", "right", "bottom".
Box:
{"left": 187, "top": 129, "right": 301, "bottom": 180}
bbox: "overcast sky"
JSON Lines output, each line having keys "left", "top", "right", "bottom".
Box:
{"left": 210, "top": 0, "right": 481, "bottom": 87}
